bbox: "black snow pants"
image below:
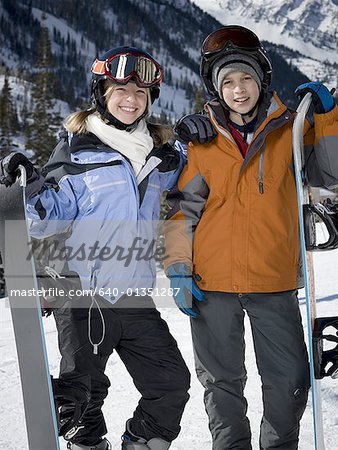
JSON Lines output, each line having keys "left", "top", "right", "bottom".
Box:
{"left": 53, "top": 295, "right": 190, "bottom": 446}
{"left": 190, "top": 290, "right": 310, "bottom": 450}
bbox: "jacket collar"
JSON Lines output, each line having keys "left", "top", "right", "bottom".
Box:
{"left": 206, "top": 91, "right": 286, "bottom": 130}
{"left": 205, "top": 92, "right": 294, "bottom": 172}
{"left": 54, "top": 132, "right": 178, "bottom": 181}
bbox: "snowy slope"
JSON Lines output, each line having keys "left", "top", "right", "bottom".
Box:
{"left": 193, "top": 0, "right": 338, "bottom": 59}
{"left": 30, "top": 6, "right": 198, "bottom": 120}
{"left": 0, "top": 226, "right": 337, "bottom": 450}
{"left": 31, "top": 8, "right": 97, "bottom": 60}
{"left": 192, "top": 0, "right": 338, "bottom": 89}
{"left": 0, "top": 75, "right": 71, "bottom": 154}
{"left": 0, "top": 75, "right": 71, "bottom": 123}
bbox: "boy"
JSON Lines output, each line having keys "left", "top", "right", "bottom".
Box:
{"left": 165, "top": 25, "right": 338, "bottom": 450}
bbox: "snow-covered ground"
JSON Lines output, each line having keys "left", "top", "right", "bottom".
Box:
{"left": 0, "top": 225, "right": 337, "bottom": 450}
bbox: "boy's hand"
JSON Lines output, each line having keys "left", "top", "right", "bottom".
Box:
{"left": 295, "top": 82, "right": 335, "bottom": 114}
{"left": 166, "top": 263, "right": 205, "bottom": 318}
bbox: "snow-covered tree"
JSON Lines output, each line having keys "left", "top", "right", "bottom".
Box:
{"left": 26, "top": 23, "right": 61, "bottom": 166}
{"left": 0, "top": 73, "right": 18, "bottom": 151}
{"left": 194, "top": 86, "right": 207, "bottom": 113}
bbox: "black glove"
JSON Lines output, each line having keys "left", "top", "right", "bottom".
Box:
{"left": 174, "top": 113, "right": 217, "bottom": 144}
{"left": 0, "top": 152, "right": 35, "bottom": 187}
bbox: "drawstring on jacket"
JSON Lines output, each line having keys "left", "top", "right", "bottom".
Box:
{"left": 88, "top": 296, "right": 106, "bottom": 355}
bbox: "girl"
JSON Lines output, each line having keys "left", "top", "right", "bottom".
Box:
{"left": 0, "top": 47, "right": 190, "bottom": 450}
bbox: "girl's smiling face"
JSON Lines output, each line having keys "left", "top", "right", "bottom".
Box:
{"left": 106, "top": 82, "right": 148, "bottom": 125}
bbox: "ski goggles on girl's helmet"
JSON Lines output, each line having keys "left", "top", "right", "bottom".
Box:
{"left": 200, "top": 25, "right": 272, "bottom": 95}
{"left": 91, "top": 48, "right": 163, "bottom": 88}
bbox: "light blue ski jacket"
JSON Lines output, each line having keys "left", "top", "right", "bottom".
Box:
{"left": 27, "top": 131, "right": 185, "bottom": 304}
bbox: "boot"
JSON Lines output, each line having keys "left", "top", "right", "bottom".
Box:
{"left": 121, "top": 437, "right": 170, "bottom": 449}
{"left": 67, "top": 438, "right": 111, "bottom": 449}
{"left": 121, "top": 419, "right": 170, "bottom": 450}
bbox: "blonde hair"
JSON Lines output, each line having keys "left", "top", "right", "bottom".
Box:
{"left": 64, "top": 80, "right": 173, "bottom": 146}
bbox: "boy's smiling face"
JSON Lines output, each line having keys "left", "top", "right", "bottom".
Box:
{"left": 221, "top": 71, "right": 260, "bottom": 122}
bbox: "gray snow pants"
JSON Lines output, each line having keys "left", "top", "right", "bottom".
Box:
{"left": 190, "top": 290, "right": 310, "bottom": 450}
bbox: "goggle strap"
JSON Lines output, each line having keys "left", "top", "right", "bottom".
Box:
{"left": 91, "top": 59, "right": 106, "bottom": 75}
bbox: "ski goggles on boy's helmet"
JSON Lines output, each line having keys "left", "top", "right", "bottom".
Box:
{"left": 200, "top": 25, "right": 272, "bottom": 95}
{"left": 91, "top": 49, "right": 163, "bottom": 88}
{"left": 202, "top": 25, "right": 262, "bottom": 55}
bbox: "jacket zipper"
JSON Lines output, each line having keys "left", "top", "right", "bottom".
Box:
{"left": 258, "top": 145, "right": 265, "bottom": 194}
{"left": 241, "top": 111, "right": 293, "bottom": 174}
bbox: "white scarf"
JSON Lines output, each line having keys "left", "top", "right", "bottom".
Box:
{"left": 86, "top": 114, "right": 154, "bottom": 176}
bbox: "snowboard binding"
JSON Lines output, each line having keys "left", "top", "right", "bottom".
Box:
{"left": 52, "top": 375, "right": 91, "bottom": 441}
{"left": 313, "top": 317, "right": 338, "bottom": 379}
{"left": 303, "top": 202, "right": 338, "bottom": 251}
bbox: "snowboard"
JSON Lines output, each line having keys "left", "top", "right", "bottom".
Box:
{"left": 292, "top": 93, "right": 338, "bottom": 450}
{"left": 0, "top": 170, "right": 60, "bottom": 450}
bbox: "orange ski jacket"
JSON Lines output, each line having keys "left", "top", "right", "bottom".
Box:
{"left": 165, "top": 92, "right": 338, "bottom": 293}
